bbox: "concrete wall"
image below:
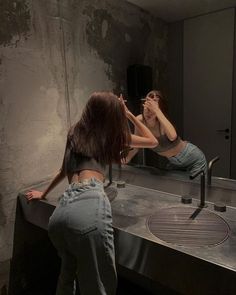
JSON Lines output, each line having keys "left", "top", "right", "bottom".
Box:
{"left": 0, "top": 0, "right": 168, "bottom": 290}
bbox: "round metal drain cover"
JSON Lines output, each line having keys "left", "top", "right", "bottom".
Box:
{"left": 147, "top": 207, "right": 230, "bottom": 247}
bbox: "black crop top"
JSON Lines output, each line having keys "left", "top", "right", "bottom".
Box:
{"left": 152, "top": 134, "right": 180, "bottom": 153}
{"left": 61, "top": 138, "right": 106, "bottom": 175}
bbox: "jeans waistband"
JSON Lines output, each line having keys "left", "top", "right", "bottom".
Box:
{"left": 59, "top": 178, "right": 105, "bottom": 206}
{"left": 69, "top": 177, "right": 104, "bottom": 190}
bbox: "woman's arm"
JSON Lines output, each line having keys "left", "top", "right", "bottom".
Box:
{"left": 145, "top": 98, "right": 177, "bottom": 141}
{"left": 122, "top": 110, "right": 158, "bottom": 163}
{"left": 127, "top": 111, "right": 158, "bottom": 148}
{"left": 119, "top": 95, "right": 158, "bottom": 148}
{"left": 123, "top": 147, "right": 138, "bottom": 163}
{"left": 26, "top": 169, "right": 66, "bottom": 201}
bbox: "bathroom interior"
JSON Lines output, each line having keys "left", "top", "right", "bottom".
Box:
{"left": 1, "top": 0, "right": 236, "bottom": 294}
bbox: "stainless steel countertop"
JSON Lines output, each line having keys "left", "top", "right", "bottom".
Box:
{"left": 111, "top": 183, "right": 236, "bottom": 271}
{"left": 18, "top": 166, "right": 236, "bottom": 294}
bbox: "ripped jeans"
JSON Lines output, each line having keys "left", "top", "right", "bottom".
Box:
{"left": 48, "top": 178, "right": 117, "bottom": 295}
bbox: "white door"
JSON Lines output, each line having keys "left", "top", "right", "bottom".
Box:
{"left": 183, "top": 9, "right": 234, "bottom": 178}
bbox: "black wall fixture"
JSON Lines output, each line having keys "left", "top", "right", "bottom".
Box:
{"left": 127, "top": 64, "right": 153, "bottom": 99}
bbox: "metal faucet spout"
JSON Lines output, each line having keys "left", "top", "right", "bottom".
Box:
{"left": 190, "top": 170, "right": 206, "bottom": 208}
{"left": 207, "top": 156, "right": 220, "bottom": 186}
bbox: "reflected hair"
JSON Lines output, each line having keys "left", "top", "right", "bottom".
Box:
{"left": 63, "top": 92, "right": 131, "bottom": 170}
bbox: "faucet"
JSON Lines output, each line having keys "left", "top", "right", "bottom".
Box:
{"left": 207, "top": 156, "right": 220, "bottom": 186}
{"left": 190, "top": 169, "right": 206, "bottom": 208}
{"left": 105, "top": 163, "right": 124, "bottom": 187}
{"left": 104, "top": 163, "right": 113, "bottom": 188}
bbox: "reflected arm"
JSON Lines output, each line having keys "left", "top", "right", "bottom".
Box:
{"left": 123, "top": 147, "right": 139, "bottom": 164}
{"left": 127, "top": 112, "right": 158, "bottom": 148}
{"left": 124, "top": 114, "right": 157, "bottom": 164}
{"left": 155, "top": 109, "right": 177, "bottom": 140}
{"left": 145, "top": 99, "right": 177, "bottom": 141}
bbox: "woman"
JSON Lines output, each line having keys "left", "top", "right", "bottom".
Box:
{"left": 26, "top": 92, "right": 157, "bottom": 295}
{"left": 125, "top": 90, "right": 207, "bottom": 175}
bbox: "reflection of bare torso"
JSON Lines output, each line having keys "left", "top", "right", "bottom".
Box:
{"left": 158, "top": 140, "right": 187, "bottom": 158}
{"left": 140, "top": 116, "right": 187, "bottom": 158}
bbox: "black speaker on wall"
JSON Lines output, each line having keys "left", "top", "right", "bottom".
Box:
{"left": 127, "top": 64, "right": 153, "bottom": 99}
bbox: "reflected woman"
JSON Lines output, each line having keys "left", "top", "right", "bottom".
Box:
{"left": 125, "top": 90, "right": 207, "bottom": 175}
{"left": 26, "top": 92, "right": 157, "bottom": 295}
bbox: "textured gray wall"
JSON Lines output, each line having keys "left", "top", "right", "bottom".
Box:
{"left": 0, "top": 0, "right": 168, "bottom": 289}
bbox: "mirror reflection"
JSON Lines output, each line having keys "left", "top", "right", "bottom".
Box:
{"left": 124, "top": 0, "right": 236, "bottom": 182}
{"left": 125, "top": 90, "right": 207, "bottom": 177}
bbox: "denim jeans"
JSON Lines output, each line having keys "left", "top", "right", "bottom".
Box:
{"left": 168, "top": 142, "right": 207, "bottom": 175}
{"left": 48, "top": 178, "right": 117, "bottom": 295}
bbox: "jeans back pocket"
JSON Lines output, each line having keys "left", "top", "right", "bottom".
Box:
{"left": 66, "top": 194, "right": 99, "bottom": 235}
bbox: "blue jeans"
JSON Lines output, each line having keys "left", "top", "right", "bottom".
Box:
{"left": 48, "top": 178, "right": 117, "bottom": 295}
{"left": 168, "top": 142, "right": 207, "bottom": 175}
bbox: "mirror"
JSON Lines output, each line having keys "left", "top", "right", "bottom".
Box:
{"left": 125, "top": 0, "right": 236, "bottom": 182}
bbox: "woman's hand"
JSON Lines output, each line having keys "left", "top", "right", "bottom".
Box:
{"left": 25, "top": 190, "right": 44, "bottom": 201}
{"left": 119, "top": 94, "right": 132, "bottom": 117}
{"left": 144, "top": 98, "right": 160, "bottom": 114}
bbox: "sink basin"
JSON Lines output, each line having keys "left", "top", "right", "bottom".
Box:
{"left": 147, "top": 206, "right": 230, "bottom": 247}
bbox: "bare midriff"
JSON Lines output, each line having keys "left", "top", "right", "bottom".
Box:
{"left": 158, "top": 139, "right": 187, "bottom": 158}
{"left": 69, "top": 170, "right": 105, "bottom": 184}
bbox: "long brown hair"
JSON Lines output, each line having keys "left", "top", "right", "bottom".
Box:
{"left": 63, "top": 92, "right": 131, "bottom": 170}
